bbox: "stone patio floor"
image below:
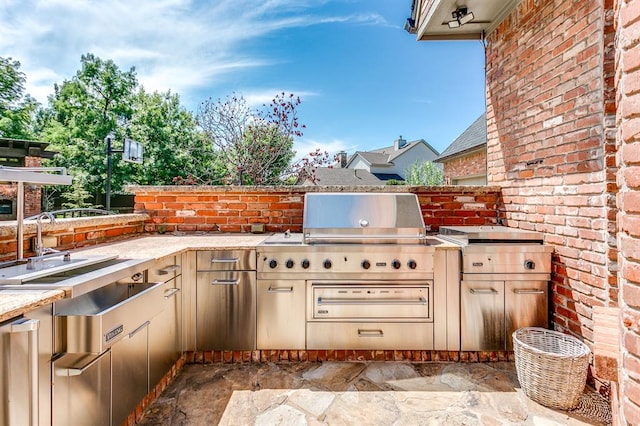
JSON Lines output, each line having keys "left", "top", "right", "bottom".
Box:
{"left": 138, "top": 361, "right": 612, "bottom": 425}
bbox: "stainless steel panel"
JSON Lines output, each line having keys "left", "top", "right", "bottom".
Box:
{"left": 434, "top": 248, "right": 461, "bottom": 351}
{"left": 0, "top": 304, "right": 52, "bottom": 426}
{"left": 439, "top": 225, "right": 544, "bottom": 242}
{"left": 196, "top": 271, "right": 256, "bottom": 350}
{"left": 307, "top": 322, "right": 433, "bottom": 350}
{"left": 196, "top": 250, "right": 256, "bottom": 271}
{"left": 256, "top": 279, "right": 305, "bottom": 349}
{"left": 182, "top": 252, "right": 197, "bottom": 351}
{"left": 149, "top": 276, "right": 182, "bottom": 389}
{"left": 55, "top": 281, "right": 164, "bottom": 353}
{"left": 147, "top": 255, "right": 181, "bottom": 283}
{"left": 462, "top": 244, "right": 552, "bottom": 275}
{"left": 460, "top": 280, "right": 505, "bottom": 351}
{"left": 310, "top": 284, "right": 431, "bottom": 320}
{"left": 505, "top": 280, "right": 548, "bottom": 350}
{"left": 53, "top": 351, "right": 111, "bottom": 426}
{"left": 111, "top": 320, "right": 149, "bottom": 426}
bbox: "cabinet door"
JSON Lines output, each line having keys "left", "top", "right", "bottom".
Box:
{"left": 111, "top": 320, "right": 149, "bottom": 426}
{"left": 149, "top": 276, "right": 182, "bottom": 389}
{"left": 461, "top": 280, "right": 505, "bottom": 351}
{"left": 196, "top": 271, "right": 256, "bottom": 350}
{"left": 53, "top": 352, "right": 111, "bottom": 426}
{"left": 505, "top": 280, "right": 548, "bottom": 350}
{"left": 257, "top": 280, "right": 305, "bottom": 349}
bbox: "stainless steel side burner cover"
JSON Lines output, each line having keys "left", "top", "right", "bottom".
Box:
{"left": 303, "top": 192, "right": 426, "bottom": 244}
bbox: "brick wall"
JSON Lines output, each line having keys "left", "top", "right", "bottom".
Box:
{"left": 616, "top": 0, "right": 640, "bottom": 423}
{"left": 0, "top": 157, "right": 43, "bottom": 219}
{"left": 128, "top": 185, "right": 501, "bottom": 234}
{"left": 0, "top": 214, "right": 148, "bottom": 262}
{"left": 441, "top": 149, "right": 487, "bottom": 184}
{"left": 485, "top": 0, "right": 613, "bottom": 351}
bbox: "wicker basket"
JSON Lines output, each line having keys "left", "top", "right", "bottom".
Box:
{"left": 513, "top": 327, "right": 590, "bottom": 410}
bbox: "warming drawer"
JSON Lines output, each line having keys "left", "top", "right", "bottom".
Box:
{"left": 307, "top": 322, "right": 434, "bottom": 350}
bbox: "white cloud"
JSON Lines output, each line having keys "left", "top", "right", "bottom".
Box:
{"left": 0, "top": 0, "right": 386, "bottom": 105}
{"left": 293, "top": 137, "right": 355, "bottom": 162}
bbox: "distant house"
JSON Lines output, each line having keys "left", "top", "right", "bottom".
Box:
{"left": 346, "top": 136, "right": 440, "bottom": 180}
{"left": 298, "top": 136, "right": 438, "bottom": 186}
{"left": 435, "top": 114, "right": 487, "bottom": 185}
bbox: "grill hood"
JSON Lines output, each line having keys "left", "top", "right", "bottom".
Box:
{"left": 303, "top": 193, "right": 427, "bottom": 244}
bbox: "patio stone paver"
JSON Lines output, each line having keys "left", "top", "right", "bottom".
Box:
{"left": 138, "top": 361, "right": 611, "bottom": 425}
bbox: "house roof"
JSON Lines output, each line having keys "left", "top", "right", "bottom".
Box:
{"left": 436, "top": 114, "right": 487, "bottom": 162}
{"left": 347, "top": 139, "right": 439, "bottom": 168}
{"left": 299, "top": 167, "right": 386, "bottom": 186}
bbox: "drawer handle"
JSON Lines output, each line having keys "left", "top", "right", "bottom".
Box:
{"left": 268, "top": 286, "right": 293, "bottom": 293}
{"left": 129, "top": 320, "right": 150, "bottom": 338}
{"left": 164, "top": 287, "right": 181, "bottom": 298}
{"left": 514, "top": 289, "right": 545, "bottom": 294}
{"left": 469, "top": 288, "right": 498, "bottom": 294}
{"left": 318, "top": 297, "right": 427, "bottom": 305}
{"left": 358, "top": 329, "right": 384, "bottom": 337}
{"left": 56, "top": 350, "right": 110, "bottom": 377}
{"left": 158, "top": 264, "right": 181, "bottom": 275}
{"left": 211, "top": 257, "right": 239, "bottom": 264}
{"left": 211, "top": 279, "right": 240, "bottom": 286}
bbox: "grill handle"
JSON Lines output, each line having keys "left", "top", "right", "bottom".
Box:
{"left": 157, "top": 264, "right": 181, "bottom": 275}
{"left": 317, "top": 297, "right": 427, "bottom": 305}
{"left": 469, "top": 288, "right": 499, "bottom": 294}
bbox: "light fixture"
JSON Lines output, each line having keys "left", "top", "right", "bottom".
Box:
{"left": 404, "top": 17, "right": 416, "bottom": 34}
{"left": 447, "top": 7, "right": 475, "bottom": 28}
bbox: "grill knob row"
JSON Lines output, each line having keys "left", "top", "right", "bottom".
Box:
{"left": 267, "top": 258, "right": 418, "bottom": 270}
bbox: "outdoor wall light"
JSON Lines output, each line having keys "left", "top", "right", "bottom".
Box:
{"left": 447, "top": 7, "right": 475, "bottom": 28}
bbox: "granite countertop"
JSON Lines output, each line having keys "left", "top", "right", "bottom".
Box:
{"left": 0, "top": 289, "right": 65, "bottom": 323}
{"left": 0, "top": 233, "right": 268, "bottom": 322}
{"left": 75, "top": 233, "right": 270, "bottom": 259}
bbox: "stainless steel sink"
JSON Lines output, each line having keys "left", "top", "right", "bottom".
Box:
{"left": 55, "top": 280, "right": 165, "bottom": 353}
{"left": 0, "top": 255, "right": 119, "bottom": 285}
{"left": 0, "top": 257, "right": 156, "bottom": 298}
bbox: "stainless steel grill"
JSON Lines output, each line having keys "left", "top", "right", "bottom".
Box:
{"left": 257, "top": 193, "right": 454, "bottom": 351}
{"left": 439, "top": 225, "right": 553, "bottom": 351}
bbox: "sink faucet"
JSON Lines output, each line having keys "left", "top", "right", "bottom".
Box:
{"left": 35, "top": 212, "right": 57, "bottom": 257}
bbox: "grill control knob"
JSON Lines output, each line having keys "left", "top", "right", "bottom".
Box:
{"left": 323, "top": 259, "right": 332, "bottom": 269}
{"left": 407, "top": 259, "right": 417, "bottom": 269}
{"left": 524, "top": 260, "right": 536, "bottom": 270}
{"left": 268, "top": 259, "right": 278, "bottom": 269}
{"left": 285, "top": 259, "right": 295, "bottom": 269}
{"left": 361, "top": 259, "right": 371, "bottom": 270}
{"left": 391, "top": 259, "right": 401, "bottom": 269}
{"left": 301, "top": 259, "right": 310, "bottom": 269}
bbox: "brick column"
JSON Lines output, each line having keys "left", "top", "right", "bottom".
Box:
{"left": 616, "top": 0, "right": 640, "bottom": 424}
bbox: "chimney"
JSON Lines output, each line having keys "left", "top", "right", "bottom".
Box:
{"left": 394, "top": 136, "right": 406, "bottom": 150}
{"left": 337, "top": 151, "right": 347, "bottom": 168}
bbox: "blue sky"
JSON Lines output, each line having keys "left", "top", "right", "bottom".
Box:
{"left": 0, "top": 0, "right": 486, "bottom": 158}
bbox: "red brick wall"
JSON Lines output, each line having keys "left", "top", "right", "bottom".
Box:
{"left": 441, "top": 149, "right": 487, "bottom": 184}
{"left": 0, "top": 157, "right": 43, "bottom": 219}
{"left": 485, "top": 0, "right": 613, "bottom": 348}
{"left": 128, "top": 186, "right": 501, "bottom": 234}
{"left": 616, "top": 0, "right": 640, "bottom": 423}
{"left": 0, "top": 215, "right": 147, "bottom": 261}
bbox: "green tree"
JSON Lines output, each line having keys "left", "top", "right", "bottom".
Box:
{"left": 405, "top": 160, "right": 444, "bottom": 185}
{"left": 40, "top": 53, "right": 138, "bottom": 203}
{"left": 0, "top": 57, "right": 38, "bottom": 139}
{"left": 128, "top": 89, "right": 226, "bottom": 185}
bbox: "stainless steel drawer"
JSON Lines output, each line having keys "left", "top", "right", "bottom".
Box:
{"left": 196, "top": 250, "right": 256, "bottom": 271}
{"left": 307, "top": 322, "right": 434, "bottom": 350}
